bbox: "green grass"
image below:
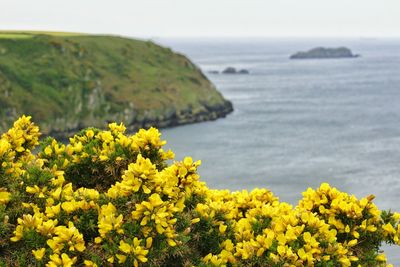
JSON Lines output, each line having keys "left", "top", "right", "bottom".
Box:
{"left": 0, "top": 31, "right": 231, "bottom": 135}
{"left": 0, "top": 33, "right": 33, "bottom": 39}
{"left": 0, "top": 30, "right": 85, "bottom": 37}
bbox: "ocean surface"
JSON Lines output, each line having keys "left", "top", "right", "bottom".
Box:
{"left": 158, "top": 38, "right": 400, "bottom": 262}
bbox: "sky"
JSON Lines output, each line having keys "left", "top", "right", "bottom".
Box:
{"left": 1, "top": 0, "right": 399, "bottom": 38}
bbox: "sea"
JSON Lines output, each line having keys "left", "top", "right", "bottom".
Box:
{"left": 157, "top": 38, "right": 400, "bottom": 263}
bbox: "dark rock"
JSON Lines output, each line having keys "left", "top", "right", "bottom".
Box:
{"left": 222, "top": 67, "right": 249, "bottom": 74}
{"left": 290, "top": 47, "right": 360, "bottom": 59}
{"left": 238, "top": 69, "right": 249, "bottom": 74}
{"left": 222, "top": 67, "right": 237, "bottom": 74}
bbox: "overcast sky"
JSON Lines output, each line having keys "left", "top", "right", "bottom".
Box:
{"left": 1, "top": 0, "right": 399, "bottom": 38}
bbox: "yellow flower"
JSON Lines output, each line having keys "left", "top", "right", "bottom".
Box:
{"left": 145, "top": 237, "right": 153, "bottom": 249}
{"left": 85, "top": 129, "right": 95, "bottom": 138}
{"left": 132, "top": 127, "right": 166, "bottom": 149}
{"left": 376, "top": 254, "right": 387, "bottom": 262}
{"left": 118, "top": 238, "right": 149, "bottom": 265}
{"left": 348, "top": 239, "right": 358, "bottom": 247}
{"left": 191, "top": 218, "right": 201, "bottom": 224}
{"left": 0, "top": 190, "right": 11, "bottom": 204}
{"left": 61, "top": 200, "right": 79, "bottom": 214}
{"left": 107, "top": 256, "right": 114, "bottom": 263}
{"left": 383, "top": 223, "right": 396, "bottom": 235}
{"left": 83, "top": 260, "right": 98, "bottom": 267}
{"left": 219, "top": 223, "right": 227, "bottom": 234}
{"left": 44, "top": 146, "right": 53, "bottom": 156}
{"left": 37, "top": 219, "right": 58, "bottom": 236}
{"left": 47, "top": 222, "right": 85, "bottom": 253}
{"left": 46, "top": 253, "right": 77, "bottom": 267}
{"left": 116, "top": 254, "right": 127, "bottom": 264}
{"left": 107, "top": 154, "right": 158, "bottom": 198}
{"left": 167, "top": 239, "right": 177, "bottom": 247}
{"left": 119, "top": 240, "right": 132, "bottom": 254}
{"left": 10, "top": 225, "right": 24, "bottom": 242}
{"left": 32, "top": 248, "right": 46, "bottom": 261}
{"left": 45, "top": 203, "right": 61, "bottom": 218}
{"left": 0, "top": 139, "right": 11, "bottom": 155}
{"left": 98, "top": 203, "right": 124, "bottom": 238}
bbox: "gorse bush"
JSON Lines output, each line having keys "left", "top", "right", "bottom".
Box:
{"left": 0, "top": 116, "right": 400, "bottom": 266}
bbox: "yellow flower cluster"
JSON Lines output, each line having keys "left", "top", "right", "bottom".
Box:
{"left": 1, "top": 116, "right": 400, "bottom": 266}
{"left": 199, "top": 185, "right": 383, "bottom": 266}
{"left": 382, "top": 212, "right": 400, "bottom": 244}
{"left": 0, "top": 115, "right": 40, "bottom": 176}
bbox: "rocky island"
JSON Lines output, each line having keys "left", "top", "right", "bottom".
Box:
{"left": 0, "top": 31, "right": 233, "bottom": 137}
{"left": 222, "top": 67, "right": 249, "bottom": 74}
{"left": 290, "top": 47, "right": 360, "bottom": 59}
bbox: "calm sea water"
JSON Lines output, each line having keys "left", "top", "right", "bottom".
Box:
{"left": 158, "top": 38, "right": 400, "bottom": 262}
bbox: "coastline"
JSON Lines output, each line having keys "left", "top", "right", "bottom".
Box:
{"left": 48, "top": 100, "right": 233, "bottom": 139}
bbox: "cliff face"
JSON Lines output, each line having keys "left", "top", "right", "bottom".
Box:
{"left": 0, "top": 32, "right": 233, "bottom": 136}
{"left": 290, "top": 47, "right": 359, "bottom": 59}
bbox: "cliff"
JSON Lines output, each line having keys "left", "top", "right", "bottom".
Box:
{"left": 0, "top": 31, "right": 233, "bottom": 136}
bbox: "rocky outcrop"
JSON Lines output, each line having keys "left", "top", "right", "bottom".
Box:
{"left": 238, "top": 69, "right": 249, "bottom": 74}
{"left": 290, "top": 47, "right": 360, "bottom": 59}
{"left": 50, "top": 101, "right": 233, "bottom": 139}
{"left": 222, "top": 67, "right": 250, "bottom": 74}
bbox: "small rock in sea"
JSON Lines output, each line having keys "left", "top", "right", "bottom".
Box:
{"left": 222, "top": 67, "right": 237, "bottom": 74}
{"left": 222, "top": 67, "right": 250, "bottom": 74}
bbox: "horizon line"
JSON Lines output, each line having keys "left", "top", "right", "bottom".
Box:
{"left": 1, "top": 29, "right": 399, "bottom": 40}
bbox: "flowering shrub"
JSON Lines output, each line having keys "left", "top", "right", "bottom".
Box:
{"left": 0, "top": 116, "right": 400, "bottom": 266}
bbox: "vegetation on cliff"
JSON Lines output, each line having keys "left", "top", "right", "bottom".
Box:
{"left": 0, "top": 32, "right": 232, "bottom": 136}
{"left": 1, "top": 116, "right": 400, "bottom": 266}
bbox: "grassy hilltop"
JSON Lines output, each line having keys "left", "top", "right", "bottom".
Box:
{"left": 0, "top": 31, "right": 232, "bottom": 136}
